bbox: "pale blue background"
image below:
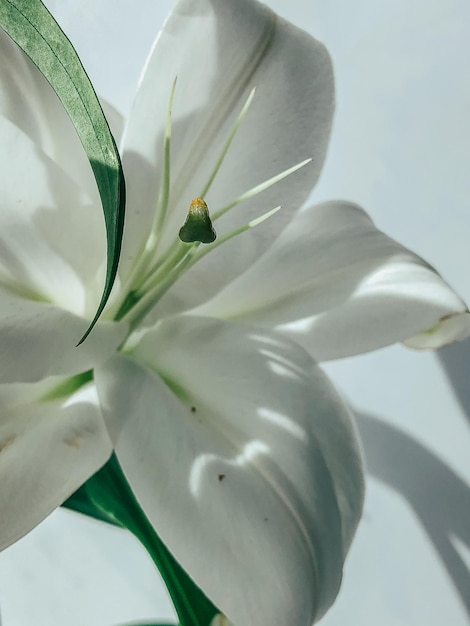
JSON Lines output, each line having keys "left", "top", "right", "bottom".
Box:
{"left": 0, "top": 0, "right": 469, "bottom": 624}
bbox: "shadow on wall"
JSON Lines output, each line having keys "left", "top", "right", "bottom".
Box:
{"left": 437, "top": 336, "right": 470, "bottom": 428}
{"left": 354, "top": 411, "right": 470, "bottom": 616}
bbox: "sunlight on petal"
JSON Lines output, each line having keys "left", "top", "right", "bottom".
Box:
{"left": 196, "top": 201, "right": 470, "bottom": 359}
{"left": 96, "top": 315, "right": 364, "bottom": 625}
{"left": 257, "top": 407, "right": 306, "bottom": 440}
{"left": 189, "top": 441, "right": 270, "bottom": 497}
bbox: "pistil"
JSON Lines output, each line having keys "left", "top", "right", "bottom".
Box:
{"left": 179, "top": 198, "right": 216, "bottom": 244}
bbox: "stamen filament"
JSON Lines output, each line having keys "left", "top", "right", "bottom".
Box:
{"left": 120, "top": 206, "right": 281, "bottom": 328}
{"left": 186, "top": 205, "right": 281, "bottom": 269}
{"left": 199, "top": 87, "right": 256, "bottom": 199}
{"left": 110, "top": 78, "right": 177, "bottom": 316}
{"left": 121, "top": 252, "right": 195, "bottom": 329}
{"left": 148, "top": 156, "right": 310, "bottom": 281}
{"left": 136, "top": 240, "right": 192, "bottom": 296}
{"left": 152, "top": 76, "right": 177, "bottom": 244}
{"left": 212, "top": 158, "right": 311, "bottom": 221}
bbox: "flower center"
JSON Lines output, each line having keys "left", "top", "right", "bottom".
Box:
{"left": 110, "top": 83, "right": 310, "bottom": 329}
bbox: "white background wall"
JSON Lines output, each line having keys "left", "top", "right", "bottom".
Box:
{"left": 1, "top": 0, "right": 469, "bottom": 624}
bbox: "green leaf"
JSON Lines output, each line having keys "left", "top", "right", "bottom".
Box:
{"left": 63, "top": 483, "right": 124, "bottom": 529}
{"left": 0, "top": 0, "right": 125, "bottom": 343}
{"left": 64, "top": 455, "right": 219, "bottom": 626}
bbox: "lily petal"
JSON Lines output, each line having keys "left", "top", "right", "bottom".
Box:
{"left": 121, "top": 0, "right": 334, "bottom": 312}
{"left": 403, "top": 312, "right": 470, "bottom": 349}
{"left": 0, "top": 290, "right": 126, "bottom": 384}
{"left": 0, "top": 114, "right": 107, "bottom": 314}
{"left": 194, "top": 201, "right": 470, "bottom": 360}
{"left": 95, "top": 315, "right": 364, "bottom": 626}
{"left": 0, "top": 115, "right": 127, "bottom": 382}
{"left": 0, "top": 29, "right": 97, "bottom": 197}
{"left": 0, "top": 380, "right": 112, "bottom": 550}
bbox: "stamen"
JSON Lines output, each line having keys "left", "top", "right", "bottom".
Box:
{"left": 186, "top": 205, "right": 281, "bottom": 267}
{"left": 148, "top": 76, "right": 177, "bottom": 249}
{"left": 110, "top": 78, "right": 177, "bottom": 316}
{"left": 212, "top": 157, "right": 311, "bottom": 221}
{"left": 179, "top": 197, "right": 216, "bottom": 244}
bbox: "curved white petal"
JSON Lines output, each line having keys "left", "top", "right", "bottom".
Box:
{"left": 0, "top": 379, "right": 112, "bottom": 551}
{"left": 95, "top": 316, "right": 364, "bottom": 626}
{"left": 0, "top": 114, "right": 127, "bottom": 382}
{"left": 0, "top": 29, "right": 97, "bottom": 197}
{"left": 194, "top": 201, "right": 470, "bottom": 360}
{"left": 403, "top": 311, "right": 470, "bottom": 349}
{"left": 121, "top": 0, "right": 334, "bottom": 312}
{"left": 0, "top": 115, "right": 107, "bottom": 316}
{"left": 0, "top": 290, "right": 126, "bottom": 383}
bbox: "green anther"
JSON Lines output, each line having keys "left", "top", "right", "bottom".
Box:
{"left": 179, "top": 198, "right": 217, "bottom": 244}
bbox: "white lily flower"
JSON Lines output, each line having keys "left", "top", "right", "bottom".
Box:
{"left": 1, "top": 0, "right": 469, "bottom": 625}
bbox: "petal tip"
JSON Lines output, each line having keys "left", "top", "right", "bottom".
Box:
{"left": 404, "top": 310, "right": 470, "bottom": 350}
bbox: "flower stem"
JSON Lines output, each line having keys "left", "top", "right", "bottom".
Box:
{"left": 64, "top": 454, "right": 218, "bottom": 626}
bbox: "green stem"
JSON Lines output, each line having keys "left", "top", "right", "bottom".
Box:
{"left": 64, "top": 454, "right": 218, "bottom": 626}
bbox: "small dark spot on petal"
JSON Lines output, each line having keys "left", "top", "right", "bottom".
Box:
{"left": 191, "top": 406, "right": 196, "bottom": 413}
{"left": 64, "top": 433, "right": 81, "bottom": 448}
{"left": 218, "top": 474, "right": 226, "bottom": 482}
